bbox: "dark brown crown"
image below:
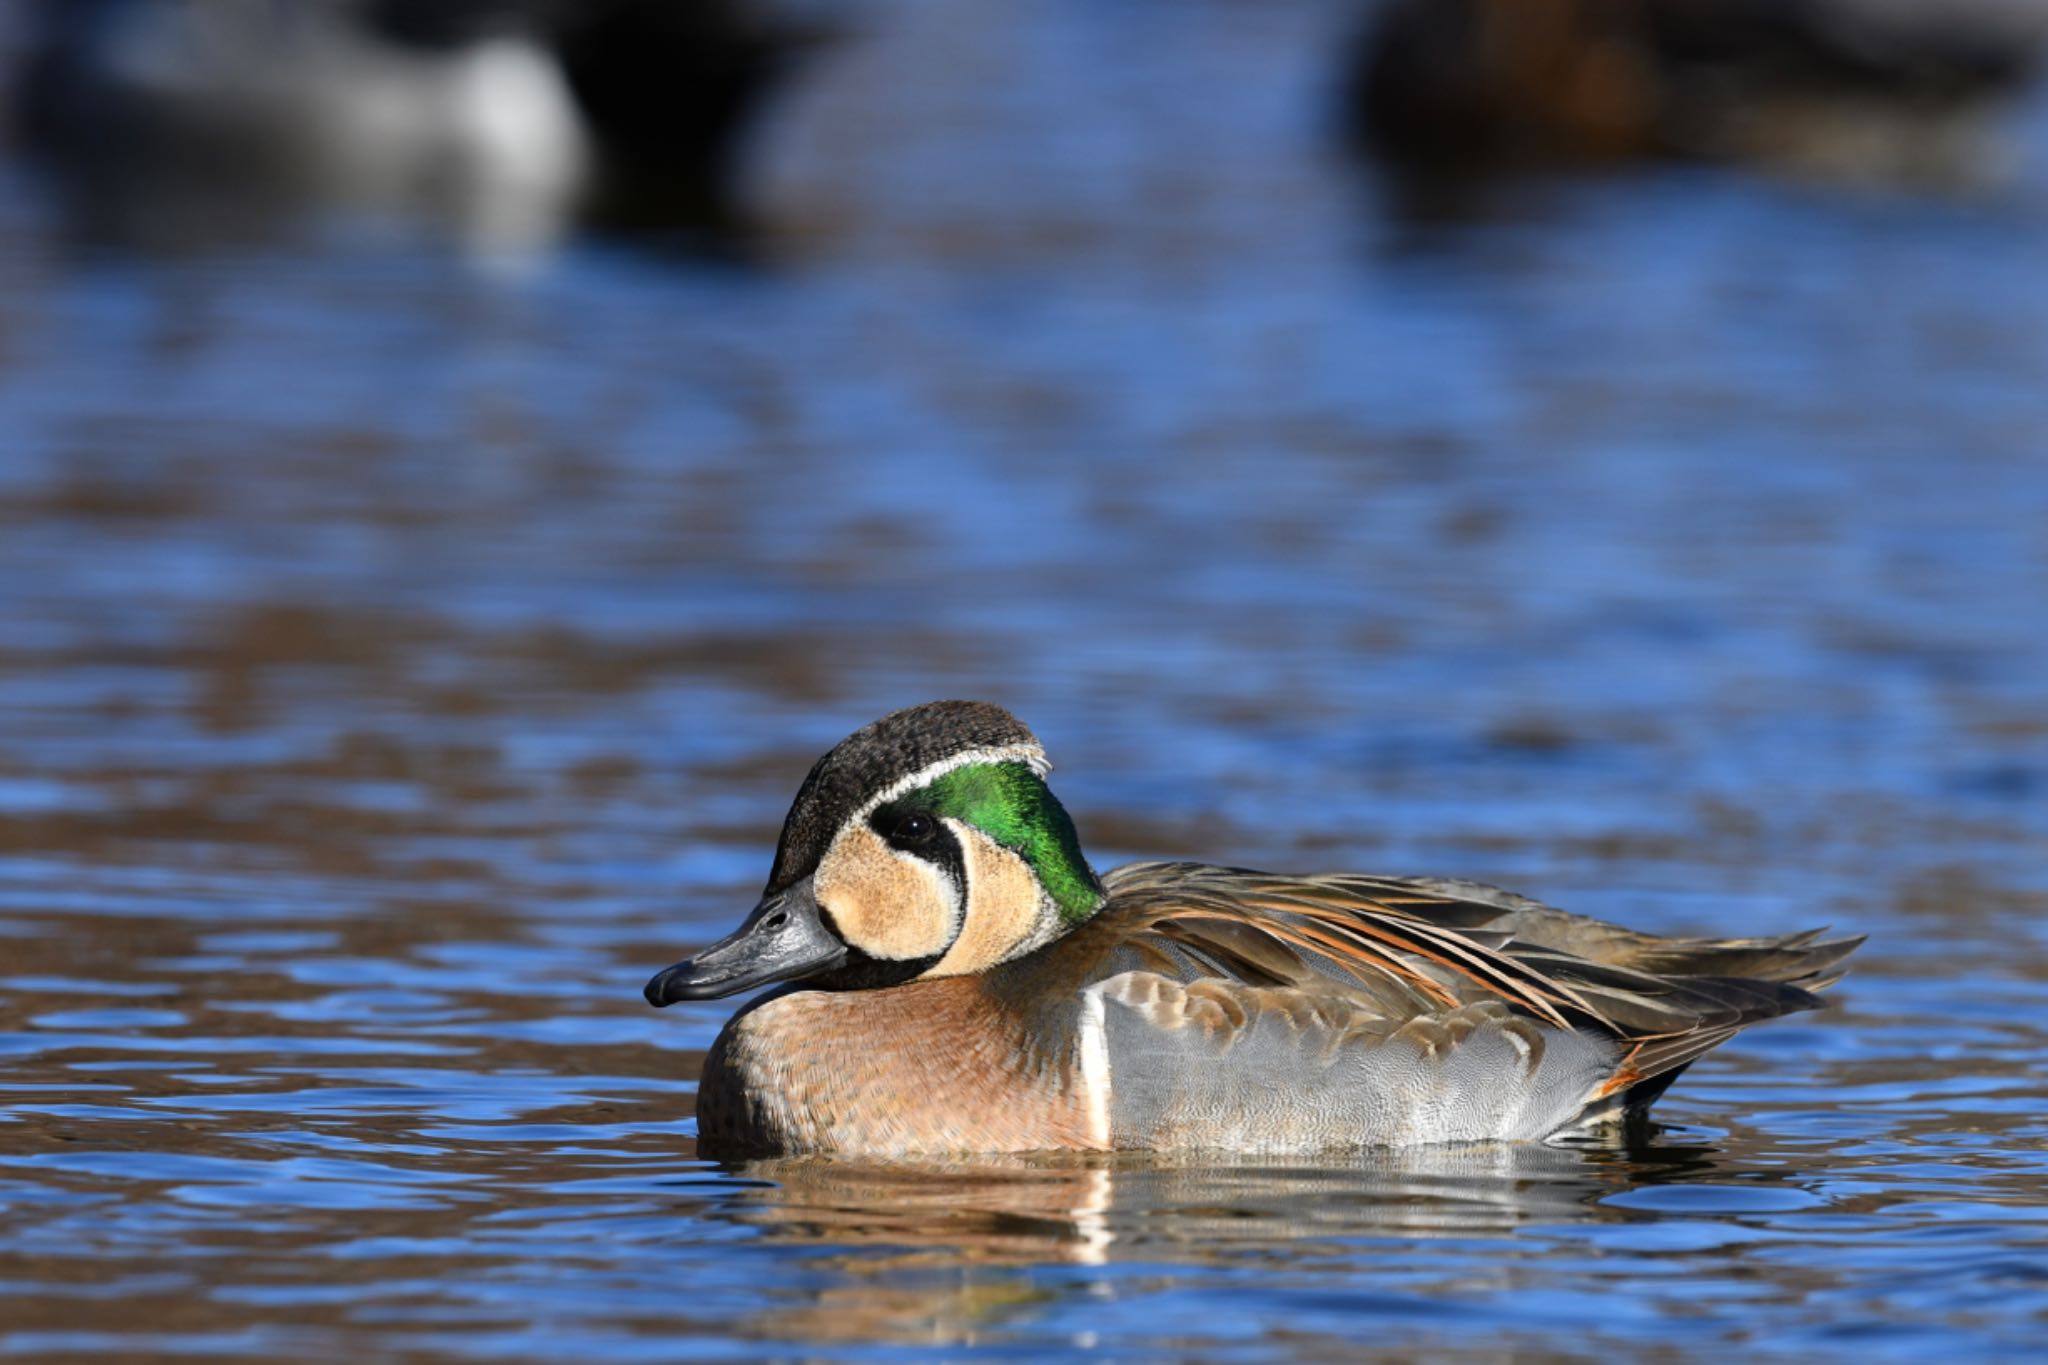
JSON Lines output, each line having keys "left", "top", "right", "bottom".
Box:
{"left": 765, "top": 701, "right": 1043, "bottom": 892}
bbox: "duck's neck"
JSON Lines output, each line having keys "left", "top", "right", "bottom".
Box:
{"left": 919, "top": 761, "right": 1104, "bottom": 924}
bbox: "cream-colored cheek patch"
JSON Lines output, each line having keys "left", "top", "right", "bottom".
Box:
{"left": 814, "top": 825, "right": 957, "bottom": 961}
{"left": 928, "top": 827, "right": 1045, "bottom": 977}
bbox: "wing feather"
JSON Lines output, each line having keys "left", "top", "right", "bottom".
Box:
{"left": 1071, "top": 860, "right": 1858, "bottom": 1106}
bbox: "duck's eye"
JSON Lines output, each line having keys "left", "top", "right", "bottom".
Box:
{"left": 889, "top": 813, "right": 936, "bottom": 847}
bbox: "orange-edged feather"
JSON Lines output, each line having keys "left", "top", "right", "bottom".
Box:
{"left": 1049, "top": 860, "right": 1860, "bottom": 1107}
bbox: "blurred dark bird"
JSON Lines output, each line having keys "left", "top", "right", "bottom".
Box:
{"left": 7, "top": 0, "right": 824, "bottom": 256}
{"left": 550, "top": 0, "right": 816, "bottom": 236}
{"left": 1344, "top": 0, "right": 2048, "bottom": 192}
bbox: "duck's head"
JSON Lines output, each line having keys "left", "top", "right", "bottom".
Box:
{"left": 645, "top": 701, "right": 1104, "bottom": 1005}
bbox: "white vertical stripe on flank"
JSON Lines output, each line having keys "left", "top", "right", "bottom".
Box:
{"left": 1077, "top": 987, "right": 1113, "bottom": 1148}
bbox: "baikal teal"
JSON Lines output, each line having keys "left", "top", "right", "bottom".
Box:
{"left": 643, "top": 700, "right": 1862, "bottom": 1157}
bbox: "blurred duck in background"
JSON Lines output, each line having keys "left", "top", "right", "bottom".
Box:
{"left": 6, "top": 0, "right": 820, "bottom": 259}
{"left": 1346, "top": 0, "right": 2048, "bottom": 199}
{"left": 549, "top": 0, "right": 812, "bottom": 237}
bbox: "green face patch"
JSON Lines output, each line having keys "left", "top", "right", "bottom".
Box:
{"left": 896, "top": 762, "right": 1103, "bottom": 923}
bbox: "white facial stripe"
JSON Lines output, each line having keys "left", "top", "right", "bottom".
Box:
{"left": 853, "top": 743, "right": 1049, "bottom": 823}
{"left": 912, "top": 855, "right": 963, "bottom": 955}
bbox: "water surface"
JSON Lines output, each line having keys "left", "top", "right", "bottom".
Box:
{"left": 2, "top": 1, "right": 2047, "bottom": 1360}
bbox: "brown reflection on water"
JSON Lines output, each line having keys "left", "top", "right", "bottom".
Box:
{"left": 724, "top": 1143, "right": 1668, "bottom": 1262}
{"left": 668, "top": 1135, "right": 1847, "bottom": 1351}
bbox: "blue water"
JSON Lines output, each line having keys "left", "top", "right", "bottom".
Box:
{"left": 3, "top": 1, "right": 2047, "bottom": 1359}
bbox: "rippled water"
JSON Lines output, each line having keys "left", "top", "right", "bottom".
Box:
{"left": 3, "top": 2, "right": 2048, "bottom": 1360}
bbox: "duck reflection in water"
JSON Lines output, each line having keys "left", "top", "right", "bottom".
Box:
{"left": 710, "top": 1142, "right": 1721, "bottom": 1263}
{"left": 670, "top": 1141, "right": 1723, "bottom": 1344}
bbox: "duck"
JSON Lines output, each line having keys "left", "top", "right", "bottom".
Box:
{"left": 644, "top": 700, "right": 1860, "bottom": 1156}
{"left": 7, "top": 0, "right": 817, "bottom": 253}
{"left": 1345, "top": 0, "right": 2046, "bottom": 189}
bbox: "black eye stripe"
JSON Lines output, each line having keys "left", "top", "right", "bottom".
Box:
{"left": 868, "top": 805, "right": 967, "bottom": 897}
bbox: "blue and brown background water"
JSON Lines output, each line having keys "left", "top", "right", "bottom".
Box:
{"left": 1, "top": 1, "right": 2046, "bottom": 1359}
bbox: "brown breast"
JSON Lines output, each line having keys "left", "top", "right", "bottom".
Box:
{"left": 695, "top": 976, "right": 1104, "bottom": 1156}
